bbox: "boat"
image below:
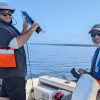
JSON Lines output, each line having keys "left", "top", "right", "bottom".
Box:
{"left": 26, "top": 75, "right": 100, "bottom": 100}
{"left": 0, "top": 75, "right": 100, "bottom": 100}
{"left": 26, "top": 75, "right": 75, "bottom": 100}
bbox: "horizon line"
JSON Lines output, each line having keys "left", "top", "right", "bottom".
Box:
{"left": 27, "top": 43, "right": 96, "bottom": 47}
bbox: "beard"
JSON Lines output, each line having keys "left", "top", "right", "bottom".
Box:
{"left": 96, "top": 43, "right": 100, "bottom": 48}
{"left": 94, "top": 42, "right": 100, "bottom": 48}
{"left": 92, "top": 39, "right": 100, "bottom": 47}
{"left": 5, "top": 19, "right": 12, "bottom": 25}
{"left": 0, "top": 18, "right": 12, "bottom": 25}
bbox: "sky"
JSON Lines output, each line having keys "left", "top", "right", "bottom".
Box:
{"left": 1, "top": 0, "right": 100, "bottom": 44}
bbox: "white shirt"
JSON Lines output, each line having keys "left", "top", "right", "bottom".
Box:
{"left": 8, "top": 37, "right": 19, "bottom": 49}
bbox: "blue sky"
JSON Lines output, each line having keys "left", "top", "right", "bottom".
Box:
{"left": 1, "top": 0, "right": 100, "bottom": 44}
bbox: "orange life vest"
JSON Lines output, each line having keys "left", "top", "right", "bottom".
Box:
{"left": 0, "top": 48, "right": 16, "bottom": 68}
{"left": 91, "top": 48, "right": 100, "bottom": 85}
{"left": 0, "top": 25, "right": 16, "bottom": 68}
{"left": 92, "top": 67, "right": 100, "bottom": 84}
{"left": 96, "top": 79, "right": 100, "bottom": 84}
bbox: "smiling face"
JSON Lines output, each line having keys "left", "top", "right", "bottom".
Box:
{"left": 0, "top": 10, "right": 13, "bottom": 23}
{"left": 90, "top": 30, "right": 100, "bottom": 47}
{"left": 92, "top": 35, "right": 100, "bottom": 45}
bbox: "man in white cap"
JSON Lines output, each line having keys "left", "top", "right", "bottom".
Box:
{"left": 0, "top": 2, "right": 39, "bottom": 100}
{"left": 71, "top": 24, "right": 100, "bottom": 100}
{"left": 88, "top": 24, "right": 100, "bottom": 83}
{"left": 71, "top": 24, "right": 100, "bottom": 84}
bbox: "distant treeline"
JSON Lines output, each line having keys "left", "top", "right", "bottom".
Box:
{"left": 27, "top": 43, "right": 96, "bottom": 47}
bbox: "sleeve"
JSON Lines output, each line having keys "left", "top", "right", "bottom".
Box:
{"left": 0, "top": 27, "right": 14, "bottom": 49}
{"left": 8, "top": 37, "right": 19, "bottom": 49}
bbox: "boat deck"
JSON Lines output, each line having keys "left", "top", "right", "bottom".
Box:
{"left": 0, "top": 76, "right": 100, "bottom": 100}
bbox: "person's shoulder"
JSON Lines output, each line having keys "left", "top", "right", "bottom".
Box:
{"left": 0, "top": 25, "right": 14, "bottom": 35}
{"left": 0, "top": 26, "right": 7, "bottom": 32}
{"left": 96, "top": 48, "right": 99, "bottom": 51}
{"left": 94, "top": 48, "right": 100, "bottom": 54}
{"left": 0, "top": 24, "right": 8, "bottom": 31}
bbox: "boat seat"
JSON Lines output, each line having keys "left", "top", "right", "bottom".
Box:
{"left": 39, "top": 75, "right": 76, "bottom": 92}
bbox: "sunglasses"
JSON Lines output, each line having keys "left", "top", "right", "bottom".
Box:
{"left": 91, "top": 32, "right": 100, "bottom": 37}
{"left": 0, "top": 13, "right": 12, "bottom": 17}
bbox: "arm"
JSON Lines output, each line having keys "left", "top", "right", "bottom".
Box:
{"left": 78, "top": 68, "right": 91, "bottom": 75}
{"left": 8, "top": 22, "right": 39, "bottom": 49}
{"left": 8, "top": 17, "right": 39, "bottom": 49}
{"left": 16, "top": 23, "right": 39, "bottom": 48}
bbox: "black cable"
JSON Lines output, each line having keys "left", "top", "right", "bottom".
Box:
{"left": 26, "top": 42, "right": 36, "bottom": 100}
{"left": 12, "top": 16, "right": 17, "bottom": 25}
{"left": 26, "top": 43, "right": 44, "bottom": 100}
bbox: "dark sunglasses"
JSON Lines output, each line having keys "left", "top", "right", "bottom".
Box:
{"left": 0, "top": 13, "right": 12, "bottom": 17}
{"left": 91, "top": 32, "right": 100, "bottom": 37}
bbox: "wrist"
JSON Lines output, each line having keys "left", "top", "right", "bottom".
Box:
{"left": 31, "top": 27, "right": 36, "bottom": 31}
{"left": 23, "top": 25, "right": 28, "bottom": 29}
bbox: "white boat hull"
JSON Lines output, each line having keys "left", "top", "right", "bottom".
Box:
{"left": 0, "top": 75, "right": 100, "bottom": 100}
{"left": 26, "top": 75, "right": 100, "bottom": 100}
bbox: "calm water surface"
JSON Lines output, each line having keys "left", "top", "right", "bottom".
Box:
{"left": 25, "top": 44, "right": 96, "bottom": 80}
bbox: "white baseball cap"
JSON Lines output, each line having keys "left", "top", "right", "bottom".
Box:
{"left": 0, "top": 2, "right": 15, "bottom": 13}
{"left": 89, "top": 24, "right": 100, "bottom": 34}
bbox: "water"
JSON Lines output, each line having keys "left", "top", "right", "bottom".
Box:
{"left": 25, "top": 44, "right": 96, "bottom": 80}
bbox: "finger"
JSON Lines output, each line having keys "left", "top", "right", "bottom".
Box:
{"left": 33, "top": 23, "right": 40, "bottom": 28}
{"left": 78, "top": 69, "right": 83, "bottom": 72}
{"left": 78, "top": 70, "right": 84, "bottom": 74}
